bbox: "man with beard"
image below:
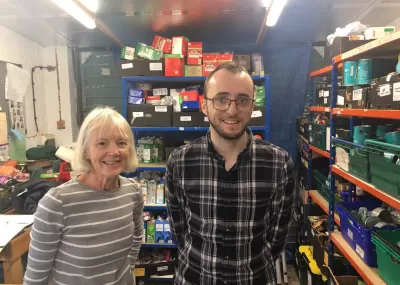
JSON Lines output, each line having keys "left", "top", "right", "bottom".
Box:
{"left": 166, "top": 62, "right": 294, "bottom": 285}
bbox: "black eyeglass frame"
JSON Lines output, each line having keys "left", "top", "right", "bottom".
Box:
{"left": 204, "top": 98, "right": 255, "bottom": 111}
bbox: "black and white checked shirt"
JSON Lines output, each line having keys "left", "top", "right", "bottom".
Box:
{"left": 166, "top": 129, "right": 295, "bottom": 285}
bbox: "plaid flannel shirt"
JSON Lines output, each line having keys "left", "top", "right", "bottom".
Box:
{"left": 166, "top": 129, "right": 294, "bottom": 285}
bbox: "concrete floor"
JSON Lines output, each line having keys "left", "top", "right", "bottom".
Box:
{"left": 286, "top": 265, "right": 300, "bottom": 285}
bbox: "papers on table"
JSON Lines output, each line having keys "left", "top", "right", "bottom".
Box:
{"left": 0, "top": 215, "right": 33, "bottom": 249}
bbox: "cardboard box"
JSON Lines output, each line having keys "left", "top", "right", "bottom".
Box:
{"left": 153, "top": 88, "right": 168, "bottom": 96}
{"left": 234, "top": 54, "right": 251, "bottom": 71}
{"left": 0, "top": 144, "right": 10, "bottom": 161}
{"left": 187, "top": 42, "right": 202, "bottom": 65}
{"left": 185, "top": 65, "right": 203, "bottom": 77}
{"left": 172, "top": 112, "right": 209, "bottom": 127}
{"left": 146, "top": 220, "right": 156, "bottom": 243}
{"left": 127, "top": 105, "right": 173, "bottom": 127}
{"left": 324, "top": 37, "right": 373, "bottom": 67}
{"left": 172, "top": 36, "right": 189, "bottom": 56}
{"left": 120, "top": 46, "right": 135, "bottom": 60}
{"left": 136, "top": 83, "right": 152, "bottom": 91}
{"left": 152, "top": 35, "right": 172, "bottom": 54}
{"left": 135, "top": 42, "right": 163, "bottom": 60}
{"left": 171, "top": 88, "right": 185, "bottom": 112}
{"left": 119, "top": 59, "right": 164, "bottom": 77}
{"left": 163, "top": 220, "right": 172, "bottom": 243}
{"left": 251, "top": 53, "right": 264, "bottom": 75}
{"left": 364, "top": 26, "right": 396, "bottom": 40}
{"left": 370, "top": 74, "right": 400, "bottom": 110}
{"left": 165, "top": 54, "right": 185, "bottom": 77}
{"left": 250, "top": 106, "right": 265, "bottom": 126}
{"left": 180, "top": 90, "right": 199, "bottom": 102}
{"left": 217, "top": 53, "right": 234, "bottom": 65}
{"left": 156, "top": 183, "right": 165, "bottom": 204}
{"left": 203, "top": 54, "right": 218, "bottom": 76}
{"left": 155, "top": 220, "right": 165, "bottom": 243}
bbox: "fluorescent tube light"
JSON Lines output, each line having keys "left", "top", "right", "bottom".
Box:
{"left": 51, "top": 0, "right": 97, "bottom": 29}
{"left": 266, "top": 0, "right": 287, "bottom": 27}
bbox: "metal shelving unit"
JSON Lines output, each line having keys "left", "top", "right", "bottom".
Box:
{"left": 122, "top": 74, "right": 271, "bottom": 283}
{"left": 307, "top": 31, "right": 400, "bottom": 285}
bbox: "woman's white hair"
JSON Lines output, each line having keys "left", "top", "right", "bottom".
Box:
{"left": 72, "top": 106, "right": 138, "bottom": 173}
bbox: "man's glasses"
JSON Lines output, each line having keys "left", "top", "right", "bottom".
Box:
{"left": 205, "top": 97, "right": 255, "bottom": 111}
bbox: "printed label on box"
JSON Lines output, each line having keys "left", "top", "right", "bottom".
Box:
{"left": 180, "top": 116, "right": 192, "bottom": 122}
{"left": 319, "top": 90, "right": 324, "bottom": 98}
{"left": 132, "top": 112, "right": 144, "bottom": 118}
{"left": 379, "top": 84, "right": 391, "bottom": 97}
{"left": 251, "top": 110, "right": 262, "bottom": 118}
{"left": 155, "top": 106, "right": 168, "bottom": 112}
{"left": 347, "top": 228, "right": 353, "bottom": 240}
{"left": 324, "top": 90, "right": 329, "bottom": 97}
{"left": 324, "top": 98, "right": 327, "bottom": 104}
{"left": 157, "top": 266, "right": 168, "bottom": 272}
{"left": 353, "top": 89, "right": 363, "bottom": 101}
{"left": 121, "top": 63, "right": 133, "bottom": 69}
{"left": 393, "top": 82, "right": 400, "bottom": 101}
{"left": 150, "top": 62, "right": 163, "bottom": 71}
{"left": 337, "top": 95, "right": 344, "bottom": 106}
{"left": 355, "top": 244, "right": 365, "bottom": 259}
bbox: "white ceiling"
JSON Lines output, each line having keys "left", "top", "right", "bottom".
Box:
{"left": 0, "top": 0, "right": 399, "bottom": 47}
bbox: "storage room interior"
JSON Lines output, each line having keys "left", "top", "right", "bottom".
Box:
{"left": 1, "top": 0, "right": 400, "bottom": 285}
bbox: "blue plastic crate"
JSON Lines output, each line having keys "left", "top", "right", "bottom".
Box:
{"left": 336, "top": 199, "right": 397, "bottom": 267}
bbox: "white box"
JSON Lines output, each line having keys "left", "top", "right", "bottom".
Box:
{"left": 364, "top": 27, "right": 396, "bottom": 40}
{"left": 153, "top": 88, "right": 168, "bottom": 96}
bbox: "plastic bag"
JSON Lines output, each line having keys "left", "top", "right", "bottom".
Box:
{"left": 327, "top": 21, "right": 369, "bottom": 45}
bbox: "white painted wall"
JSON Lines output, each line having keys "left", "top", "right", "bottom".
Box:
{"left": 0, "top": 25, "right": 75, "bottom": 149}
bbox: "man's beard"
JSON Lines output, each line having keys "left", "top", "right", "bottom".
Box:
{"left": 208, "top": 119, "right": 248, "bottom": 141}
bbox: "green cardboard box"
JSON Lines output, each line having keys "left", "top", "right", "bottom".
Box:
{"left": 135, "top": 43, "right": 163, "bottom": 60}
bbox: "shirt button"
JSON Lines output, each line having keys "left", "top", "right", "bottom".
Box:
{"left": 223, "top": 281, "right": 229, "bottom": 284}
{"left": 225, "top": 227, "right": 230, "bottom": 232}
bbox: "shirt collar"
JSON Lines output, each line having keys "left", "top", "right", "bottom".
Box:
{"left": 207, "top": 128, "right": 254, "bottom": 160}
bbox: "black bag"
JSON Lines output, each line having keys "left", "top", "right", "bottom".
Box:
{"left": 11, "top": 179, "right": 61, "bottom": 214}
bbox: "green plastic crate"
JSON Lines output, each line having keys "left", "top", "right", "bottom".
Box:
{"left": 310, "top": 124, "right": 327, "bottom": 150}
{"left": 371, "top": 229, "right": 400, "bottom": 285}
{"left": 365, "top": 139, "right": 400, "bottom": 199}
{"left": 313, "top": 170, "right": 342, "bottom": 203}
{"left": 349, "top": 148, "right": 371, "bottom": 182}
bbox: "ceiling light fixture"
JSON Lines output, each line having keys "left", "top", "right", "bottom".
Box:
{"left": 51, "top": 0, "right": 97, "bottom": 29}
{"left": 266, "top": 0, "right": 287, "bottom": 27}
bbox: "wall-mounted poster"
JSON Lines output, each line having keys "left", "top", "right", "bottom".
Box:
{"left": 8, "top": 100, "right": 25, "bottom": 133}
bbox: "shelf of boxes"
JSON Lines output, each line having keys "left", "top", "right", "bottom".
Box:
{"left": 332, "top": 108, "right": 400, "bottom": 119}
{"left": 137, "top": 162, "right": 167, "bottom": 172}
{"left": 143, "top": 204, "right": 168, "bottom": 211}
{"left": 141, "top": 243, "right": 178, "bottom": 249}
{"left": 332, "top": 166, "right": 400, "bottom": 211}
{"left": 306, "top": 28, "right": 400, "bottom": 277}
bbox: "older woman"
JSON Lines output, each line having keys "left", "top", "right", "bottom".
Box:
{"left": 24, "top": 106, "right": 143, "bottom": 285}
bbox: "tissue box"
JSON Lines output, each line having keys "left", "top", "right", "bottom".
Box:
{"left": 165, "top": 54, "right": 185, "bottom": 77}
{"left": 203, "top": 54, "right": 218, "bottom": 76}
{"left": 146, "top": 220, "right": 156, "bottom": 243}
{"left": 120, "top": 46, "right": 135, "bottom": 60}
{"left": 135, "top": 43, "right": 163, "bottom": 60}
{"left": 164, "top": 220, "right": 173, "bottom": 244}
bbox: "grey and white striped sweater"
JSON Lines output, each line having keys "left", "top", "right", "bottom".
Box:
{"left": 23, "top": 176, "right": 144, "bottom": 285}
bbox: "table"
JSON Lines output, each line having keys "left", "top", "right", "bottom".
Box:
{"left": 0, "top": 209, "right": 31, "bottom": 284}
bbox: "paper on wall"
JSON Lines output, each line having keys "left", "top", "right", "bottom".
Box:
{"left": 0, "top": 112, "right": 7, "bottom": 145}
{"left": 5, "top": 63, "right": 31, "bottom": 102}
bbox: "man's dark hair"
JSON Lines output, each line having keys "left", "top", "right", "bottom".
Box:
{"left": 204, "top": 61, "right": 251, "bottom": 98}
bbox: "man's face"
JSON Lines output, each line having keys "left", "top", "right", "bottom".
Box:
{"left": 202, "top": 69, "right": 254, "bottom": 140}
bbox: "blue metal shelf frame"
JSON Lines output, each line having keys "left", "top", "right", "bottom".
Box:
{"left": 121, "top": 76, "right": 271, "bottom": 141}
{"left": 143, "top": 205, "right": 168, "bottom": 211}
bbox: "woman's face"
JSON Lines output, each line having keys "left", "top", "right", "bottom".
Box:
{"left": 86, "top": 126, "right": 131, "bottom": 179}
